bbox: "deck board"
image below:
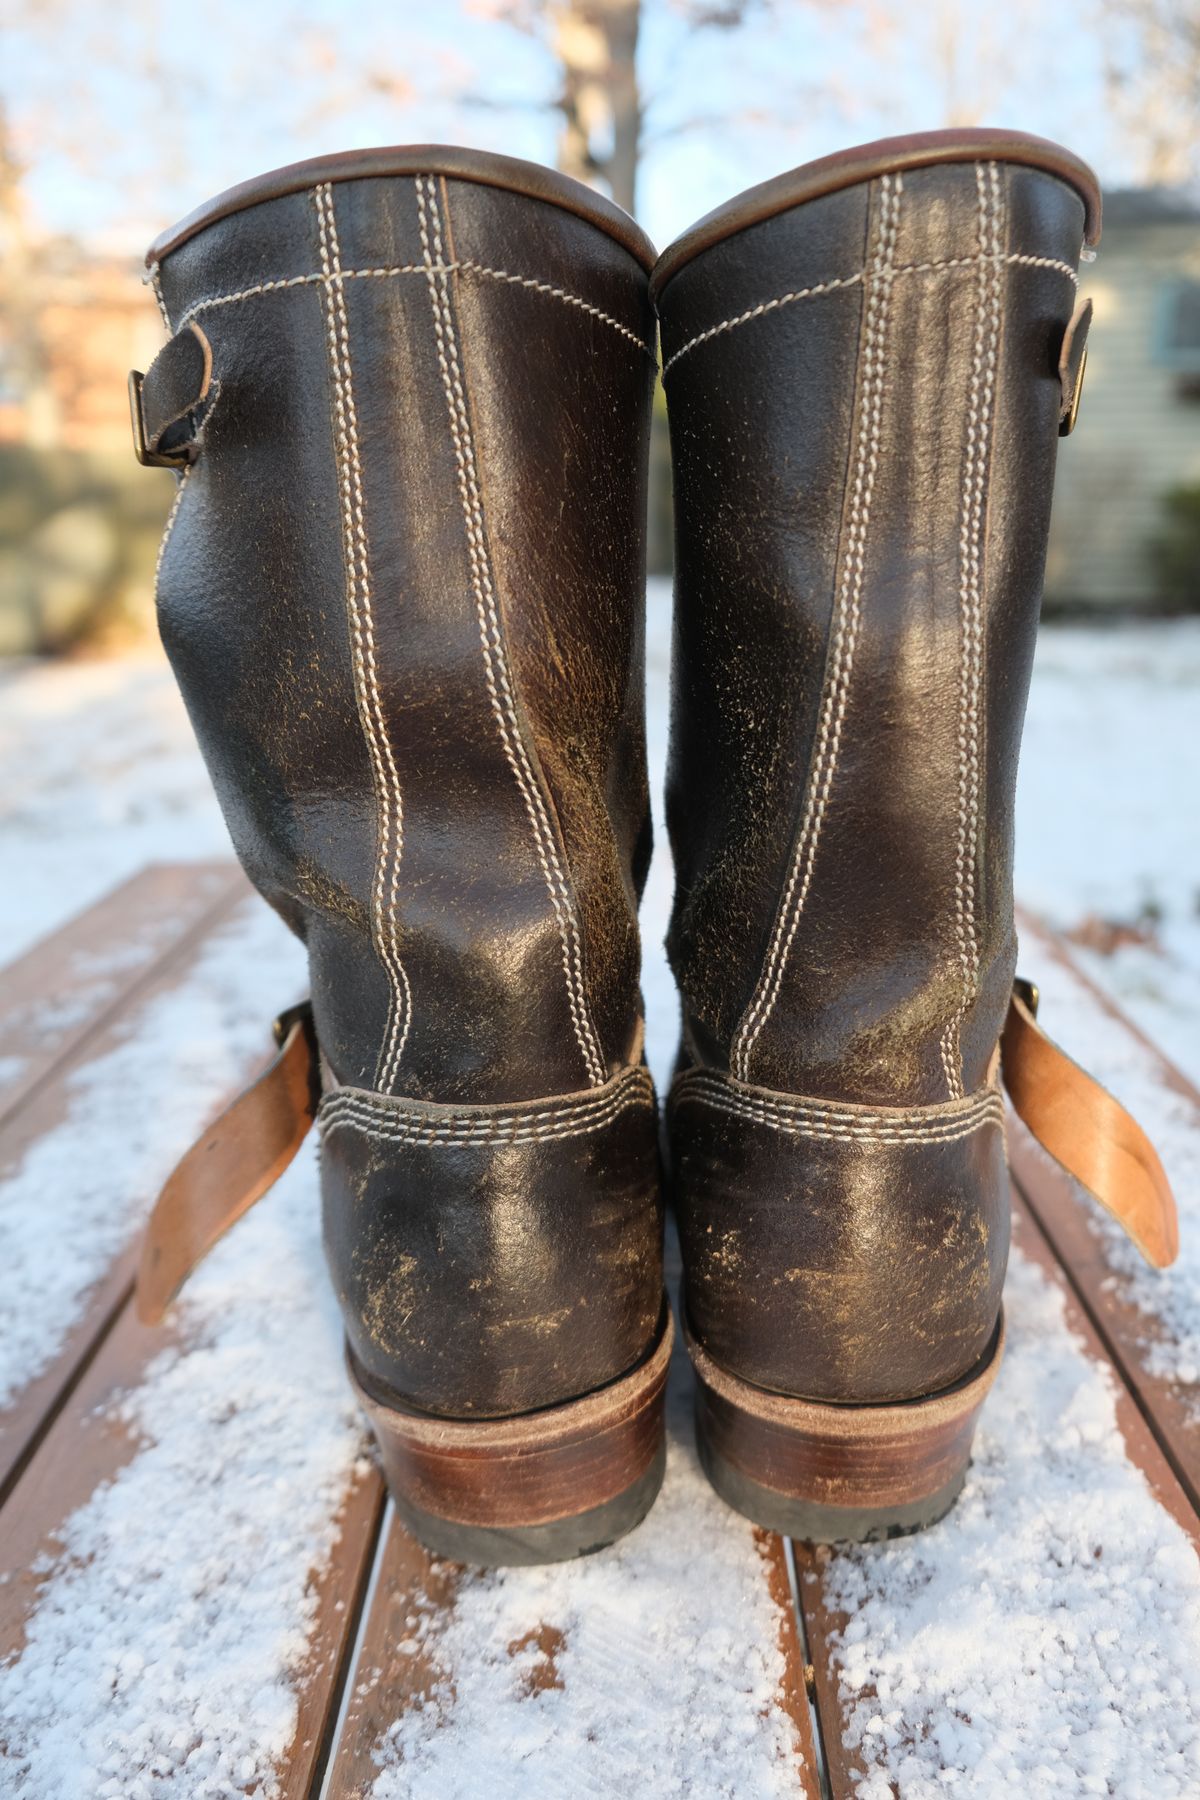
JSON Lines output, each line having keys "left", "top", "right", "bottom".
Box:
{"left": 0, "top": 862, "right": 243, "bottom": 1127}
{"left": 0, "top": 874, "right": 262, "bottom": 1499}
{"left": 1011, "top": 910, "right": 1200, "bottom": 1517}
{"left": 3, "top": 872, "right": 1199, "bottom": 1795}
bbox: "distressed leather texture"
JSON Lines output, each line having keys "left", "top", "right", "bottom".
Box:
{"left": 149, "top": 156, "right": 662, "bottom": 1416}
{"left": 657, "top": 149, "right": 1091, "bottom": 1403}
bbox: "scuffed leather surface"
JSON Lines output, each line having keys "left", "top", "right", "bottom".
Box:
{"left": 150, "top": 163, "right": 662, "bottom": 1418}
{"left": 322, "top": 1077, "right": 663, "bottom": 1417}
{"left": 668, "top": 1072, "right": 1008, "bottom": 1402}
{"left": 657, "top": 154, "right": 1087, "bottom": 1401}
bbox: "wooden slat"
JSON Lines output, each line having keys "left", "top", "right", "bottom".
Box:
{"left": 324, "top": 1339, "right": 822, "bottom": 1798}
{"left": 0, "top": 1291, "right": 386, "bottom": 1797}
{"left": 794, "top": 1190, "right": 1200, "bottom": 1791}
{"left": 0, "top": 871, "right": 258, "bottom": 1500}
{"left": 1011, "top": 909, "right": 1200, "bottom": 1515}
{"left": 0, "top": 861, "right": 243, "bottom": 1126}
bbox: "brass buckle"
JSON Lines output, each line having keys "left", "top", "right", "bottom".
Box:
{"left": 128, "top": 368, "right": 191, "bottom": 469}
{"left": 1059, "top": 344, "right": 1087, "bottom": 437}
{"left": 273, "top": 999, "right": 315, "bottom": 1048}
{"left": 1013, "top": 976, "right": 1040, "bottom": 1019}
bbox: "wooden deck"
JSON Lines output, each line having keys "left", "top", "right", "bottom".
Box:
{"left": 2, "top": 866, "right": 1198, "bottom": 1796}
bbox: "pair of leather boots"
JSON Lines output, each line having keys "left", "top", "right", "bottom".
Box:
{"left": 132, "top": 128, "right": 1176, "bottom": 1566}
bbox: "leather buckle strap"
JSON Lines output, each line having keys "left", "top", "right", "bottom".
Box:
{"left": 1002, "top": 978, "right": 1178, "bottom": 1268}
{"left": 1058, "top": 296, "right": 1091, "bottom": 436}
{"left": 129, "top": 320, "right": 214, "bottom": 468}
{"left": 135, "top": 1001, "right": 320, "bottom": 1324}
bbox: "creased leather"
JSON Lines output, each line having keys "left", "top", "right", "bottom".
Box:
{"left": 145, "top": 151, "right": 663, "bottom": 1418}
{"left": 657, "top": 140, "right": 1094, "bottom": 1403}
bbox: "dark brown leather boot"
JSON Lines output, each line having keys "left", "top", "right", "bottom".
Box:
{"left": 133, "top": 148, "right": 670, "bottom": 1564}
{"left": 652, "top": 129, "right": 1169, "bottom": 1541}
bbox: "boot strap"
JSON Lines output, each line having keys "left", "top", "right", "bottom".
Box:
{"left": 1002, "top": 979, "right": 1178, "bottom": 1268}
{"left": 135, "top": 1002, "right": 319, "bottom": 1324}
{"left": 129, "top": 321, "right": 215, "bottom": 468}
{"left": 133, "top": 982, "right": 1177, "bottom": 1324}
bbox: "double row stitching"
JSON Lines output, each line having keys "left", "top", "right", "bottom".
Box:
{"left": 661, "top": 249, "right": 1075, "bottom": 377}
{"left": 941, "top": 163, "right": 1004, "bottom": 1099}
{"left": 174, "top": 261, "right": 653, "bottom": 356}
{"left": 416, "top": 175, "right": 608, "bottom": 1088}
{"left": 673, "top": 1071, "right": 1003, "bottom": 1132}
{"left": 730, "top": 172, "right": 903, "bottom": 1084}
{"left": 674, "top": 1084, "right": 1005, "bottom": 1147}
{"left": 322, "top": 1064, "right": 652, "bottom": 1129}
{"left": 319, "top": 1070, "right": 651, "bottom": 1147}
{"left": 314, "top": 182, "right": 412, "bottom": 1091}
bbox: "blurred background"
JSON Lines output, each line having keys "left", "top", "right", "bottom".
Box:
{"left": 1, "top": 0, "right": 1198, "bottom": 1073}
{"left": 3, "top": 0, "right": 1200, "bottom": 649}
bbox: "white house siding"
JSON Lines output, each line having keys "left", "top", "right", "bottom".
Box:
{"left": 1045, "top": 210, "right": 1200, "bottom": 609}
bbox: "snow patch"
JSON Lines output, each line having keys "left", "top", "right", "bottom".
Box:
{"left": 0, "top": 1140, "right": 367, "bottom": 1799}
{"left": 0, "top": 901, "right": 306, "bottom": 1408}
{"left": 821, "top": 1244, "right": 1200, "bottom": 1799}
{"left": 368, "top": 1344, "right": 804, "bottom": 1800}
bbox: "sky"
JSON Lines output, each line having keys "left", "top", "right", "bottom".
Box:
{"left": 0, "top": 0, "right": 1182, "bottom": 256}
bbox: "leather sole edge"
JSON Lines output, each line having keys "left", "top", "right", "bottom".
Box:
{"left": 685, "top": 1310, "right": 1004, "bottom": 1545}
{"left": 349, "top": 1303, "right": 674, "bottom": 1565}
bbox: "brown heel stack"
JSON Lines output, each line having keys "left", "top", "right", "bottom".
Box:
{"left": 350, "top": 1307, "right": 674, "bottom": 1565}
{"left": 685, "top": 1312, "right": 1004, "bottom": 1544}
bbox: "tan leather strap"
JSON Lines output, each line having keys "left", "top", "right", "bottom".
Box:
{"left": 135, "top": 1003, "right": 319, "bottom": 1324}
{"left": 1002, "top": 981, "right": 1178, "bottom": 1268}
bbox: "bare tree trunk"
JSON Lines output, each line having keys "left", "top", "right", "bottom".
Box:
{"left": 551, "top": 0, "right": 642, "bottom": 214}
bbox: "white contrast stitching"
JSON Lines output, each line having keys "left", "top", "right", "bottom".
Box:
{"left": 314, "top": 182, "right": 413, "bottom": 1091}
{"left": 174, "top": 260, "right": 653, "bottom": 355}
{"left": 416, "top": 175, "right": 608, "bottom": 1088}
{"left": 940, "top": 163, "right": 1003, "bottom": 1099}
{"left": 730, "top": 173, "right": 903, "bottom": 1084}
{"left": 673, "top": 1083, "right": 1005, "bottom": 1147}
{"left": 153, "top": 464, "right": 192, "bottom": 601}
{"left": 660, "top": 249, "right": 1075, "bottom": 377}
{"left": 147, "top": 262, "right": 173, "bottom": 332}
{"left": 456, "top": 261, "right": 654, "bottom": 355}
{"left": 672, "top": 1071, "right": 1003, "bottom": 1130}
{"left": 660, "top": 273, "right": 864, "bottom": 374}
{"left": 319, "top": 1067, "right": 651, "bottom": 1146}
{"left": 322, "top": 1064, "right": 653, "bottom": 1127}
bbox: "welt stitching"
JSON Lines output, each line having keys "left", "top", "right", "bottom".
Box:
{"left": 314, "top": 183, "right": 413, "bottom": 1091}
{"left": 173, "top": 261, "right": 653, "bottom": 355}
{"left": 941, "top": 163, "right": 1003, "bottom": 1099}
{"left": 416, "top": 175, "right": 608, "bottom": 1088}
{"left": 661, "top": 249, "right": 1075, "bottom": 377}
{"left": 674, "top": 1087, "right": 1005, "bottom": 1146}
{"left": 320, "top": 1066, "right": 653, "bottom": 1131}
{"left": 730, "top": 171, "right": 902, "bottom": 1084}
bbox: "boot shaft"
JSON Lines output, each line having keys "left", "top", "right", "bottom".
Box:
{"left": 656, "top": 135, "right": 1098, "bottom": 1106}
{"left": 150, "top": 151, "right": 657, "bottom": 1107}
{"left": 142, "top": 152, "right": 665, "bottom": 1429}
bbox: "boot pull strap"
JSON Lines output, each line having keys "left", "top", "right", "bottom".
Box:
{"left": 129, "top": 321, "right": 215, "bottom": 468}
{"left": 1002, "top": 979, "right": 1178, "bottom": 1268}
{"left": 1058, "top": 296, "right": 1092, "bottom": 436}
{"left": 135, "top": 1002, "right": 319, "bottom": 1324}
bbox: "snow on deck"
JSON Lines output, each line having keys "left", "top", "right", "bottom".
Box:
{"left": 1, "top": 605, "right": 1198, "bottom": 1795}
